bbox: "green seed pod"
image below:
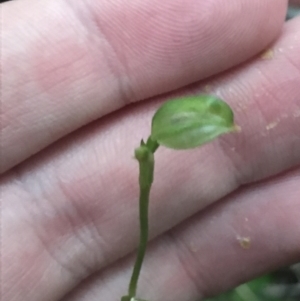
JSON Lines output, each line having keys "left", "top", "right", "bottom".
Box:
{"left": 151, "top": 95, "right": 238, "bottom": 149}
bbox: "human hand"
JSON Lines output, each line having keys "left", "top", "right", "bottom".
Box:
{"left": 2, "top": 0, "right": 300, "bottom": 301}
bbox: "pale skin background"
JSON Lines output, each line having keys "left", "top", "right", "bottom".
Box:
{"left": 2, "top": 0, "right": 300, "bottom": 300}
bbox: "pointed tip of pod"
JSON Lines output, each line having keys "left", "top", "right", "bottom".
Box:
{"left": 233, "top": 124, "right": 242, "bottom": 133}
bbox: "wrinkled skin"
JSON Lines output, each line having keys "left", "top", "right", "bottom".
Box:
{"left": 2, "top": 0, "right": 300, "bottom": 300}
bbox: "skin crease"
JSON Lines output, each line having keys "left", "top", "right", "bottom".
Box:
{"left": 1, "top": 1, "right": 300, "bottom": 301}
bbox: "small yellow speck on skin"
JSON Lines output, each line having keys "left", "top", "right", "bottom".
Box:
{"left": 237, "top": 236, "right": 251, "bottom": 249}
{"left": 261, "top": 49, "right": 274, "bottom": 60}
{"left": 234, "top": 124, "right": 242, "bottom": 132}
{"left": 204, "top": 84, "right": 212, "bottom": 93}
{"left": 293, "top": 110, "right": 300, "bottom": 118}
{"left": 189, "top": 242, "right": 198, "bottom": 253}
{"left": 236, "top": 102, "right": 248, "bottom": 112}
{"left": 266, "top": 121, "right": 278, "bottom": 130}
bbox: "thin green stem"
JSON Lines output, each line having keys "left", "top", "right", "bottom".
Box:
{"left": 128, "top": 184, "right": 151, "bottom": 297}
{"left": 121, "top": 138, "right": 158, "bottom": 301}
{"left": 124, "top": 140, "right": 157, "bottom": 300}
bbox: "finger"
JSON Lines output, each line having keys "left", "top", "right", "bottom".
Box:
{"left": 3, "top": 12, "right": 300, "bottom": 301}
{"left": 1, "top": 0, "right": 287, "bottom": 173}
{"left": 62, "top": 167, "right": 300, "bottom": 301}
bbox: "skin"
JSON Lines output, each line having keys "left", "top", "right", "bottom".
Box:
{"left": 2, "top": 0, "right": 300, "bottom": 300}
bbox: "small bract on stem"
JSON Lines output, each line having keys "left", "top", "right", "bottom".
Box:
{"left": 121, "top": 95, "right": 239, "bottom": 301}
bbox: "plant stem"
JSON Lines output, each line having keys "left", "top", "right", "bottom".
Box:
{"left": 126, "top": 140, "right": 157, "bottom": 299}
{"left": 121, "top": 138, "right": 158, "bottom": 301}
{"left": 128, "top": 183, "right": 151, "bottom": 297}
